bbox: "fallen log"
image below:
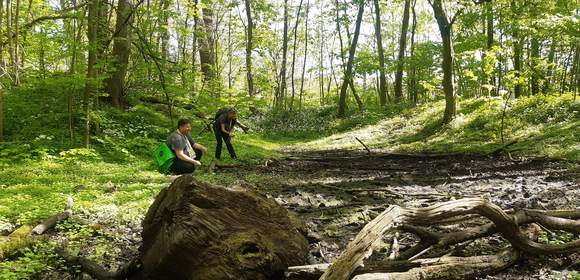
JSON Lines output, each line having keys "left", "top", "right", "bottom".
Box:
{"left": 351, "top": 249, "right": 519, "bottom": 280}
{"left": 32, "top": 196, "right": 74, "bottom": 235}
{"left": 1, "top": 197, "right": 74, "bottom": 260}
{"left": 286, "top": 249, "right": 518, "bottom": 280}
{"left": 0, "top": 225, "right": 34, "bottom": 260}
{"left": 319, "top": 198, "right": 580, "bottom": 280}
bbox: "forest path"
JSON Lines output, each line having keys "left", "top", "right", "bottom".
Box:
{"left": 224, "top": 150, "right": 580, "bottom": 278}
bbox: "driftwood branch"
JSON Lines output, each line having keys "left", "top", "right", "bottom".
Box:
{"left": 287, "top": 249, "right": 519, "bottom": 280}
{"left": 351, "top": 249, "right": 519, "bottom": 280}
{"left": 319, "top": 198, "right": 580, "bottom": 280}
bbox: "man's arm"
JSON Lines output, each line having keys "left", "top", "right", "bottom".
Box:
{"left": 175, "top": 149, "right": 201, "bottom": 166}
{"left": 192, "top": 143, "right": 208, "bottom": 153}
{"left": 237, "top": 120, "right": 249, "bottom": 132}
{"left": 220, "top": 123, "right": 230, "bottom": 135}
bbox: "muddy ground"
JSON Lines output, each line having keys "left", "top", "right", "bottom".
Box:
{"left": 224, "top": 150, "right": 580, "bottom": 279}
{"left": 40, "top": 150, "right": 579, "bottom": 279}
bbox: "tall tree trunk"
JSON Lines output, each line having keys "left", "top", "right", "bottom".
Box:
{"left": 277, "top": 0, "right": 289, "bottom": 109}
{"left": 511, "top": 0, "right": 522, "bottom": 98}
{"left": 373, "top": 0, "right": 387, "bottom": 106}
{"left": 429, "top": 0, "right": 456, "bottom": 124}
{"left": 497, "top": 11, "right": 504, "bottom": 93}
{"left": 227, "top": 11, "right": 232, "bottom": 91}
{"left": 244, "top": 0, "right": 254, "bottom": 98}
{"left": 0, "top": 84, "right": 3, "bottom": 142}
{"left": 160, "top": 0, "right": 170, "bottom": 61}
{"left": 571, "top": 44, "right": 579, "bottom": 96}
{"left": 408, "top": 0, "right": 417, "bottom": 105}
{"left": 85, "top": 0, "right": 99, "bottom": 147}
{"left": 559, "top": 46, "right": 572, "bottom": 94}
{"left": 13, "top": 0, "right": 20, "bottom": 85}
{"left": 335, "top": 0, "right": 359, "bottom": 106}
{"left": 7, "top": 0, "right": 17, "bottom": 85}
{"left": 84, "top": 0, "right": 107, "bottom": 147}
{"left": 64, "top": 0, "right": 83, "bottom": 144}
{"left": 318, "top": 13, "right": 324, "bottom": 106}
{"left": 199, "top": 0, "right": 217, "bottom": 86}
{"left": 289, "top": 0, "right": 304, "bottom": 111}
{"left": 0, "top": 0, "right": 4, "bottom": 70}
{"left": 513, "top": 37, "right": 523, "bottom": 98}
{"left": 191, "top": 0, "right": 199, "bottom": 95}
{"left": 394, "top": 0, "right": 411, "bottom": 101}
{"left": 337, "top": 0, "right": 364, "bottom": 117}
{"left": 530, "top": 37, "right": 540, "bottom": 95}
{"left": 299, "top": 0, "right": 309, "bottom": 110}
{"left": 106, "top": 0, "right": 134, "bottom": 108}
{"left": 486, "top": 0, "right": 494, "bottom": 92}
{"left": 0, "top": 0, "right": 3, "bottom": 142}
{"left": 542, "top": 39, "right": 556, "bottom": 93}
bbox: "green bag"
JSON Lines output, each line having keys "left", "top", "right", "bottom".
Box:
{"left": 153, "top": 143, "right": 175, "bottom": 174}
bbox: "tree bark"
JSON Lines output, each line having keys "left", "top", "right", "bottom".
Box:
{"left": 337, "top": 0, "right": 364, "bottom": 117}
{"left": 7, "top": 0, "right": 17, "bottom": 85}
{"left": 244, "top": 0, "right": 254, "bottom": 98}
{"left": 199, "top": 0, "right": 217, "bottom": 85}
{"left": 289, "top": 0, "right": 304, "bottom": 111}
{"left": 0, "top": 84, "right": 3, "bottom": 142}
{"left": 299, "top": 0, "right": 309, "bottom": 109}
{"left": 0, "top": 0, "right": 4, "bottom": 71}
{"left": 408, "top": 0, "right": 417, "bottom": 105}
{"left": 485, "top": 1, "right": 494, "bottom": 91}
{"left": 394, "top": 0, "right": 411, "bottom": 101}
{"left": 105, "top": 0, "right": 134, "bottom": 108}
{"left": 84, "top": 0, "right": 107, "bottom": 147}
{"left": 160, "top": 0, "right": 170, "bottom": 61}
{"left": 277, "top": 0, "right": 289, "bottom": 108}
{"left": 542, "top": 39, "right": 556, "bottom": 93}
{"left": 85, "top": 0, "right": 97, "bottom": 147}
{"left": 318, "top": 8, "right": 324, "bottom": 105}
{"left": 298, "top": 0, "right": 310, "bottom": 109}
{"left": 511, "top": 0, "right": 522, "bottom": 98}
{"left": 429, "top": 0, "right": 457, "bottom": 124}
{"left": 373, "top": 0, "right": 387, "bottom": 106}
{"left": 13, "top": 0, "right": 20, "bottom": 84}
{"left": 530, "top": 37, "right": 540, "bottom": 95}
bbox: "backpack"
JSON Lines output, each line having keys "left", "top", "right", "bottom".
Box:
{"left": 153, "top": 143, "right": 175, "bottom": 174}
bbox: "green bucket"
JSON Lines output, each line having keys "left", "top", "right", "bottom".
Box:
{"left": 153, "top": 143, "right": 175, "bottom": 174}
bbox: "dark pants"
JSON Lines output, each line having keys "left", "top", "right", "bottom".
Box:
{"left": 214, "top": 129, "right": 236, "bottom": 159}
{"left": 170, "top": 148, "right": 203, "bottom": 175}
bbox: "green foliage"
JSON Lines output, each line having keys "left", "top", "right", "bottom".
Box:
{"left": 0, "top": 242, "right": 60, "bottom": 280}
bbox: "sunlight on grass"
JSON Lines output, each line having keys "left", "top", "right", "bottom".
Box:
{"left": 296, "top": 94, "right": 579, "bottom": 160}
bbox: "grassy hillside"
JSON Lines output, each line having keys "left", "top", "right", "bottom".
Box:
{"left": 277, "top": 94, "right": 579, "bottom": 160}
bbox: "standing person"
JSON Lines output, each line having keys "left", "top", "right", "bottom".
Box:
{"left": 167, "top": 118, "right": 208, "bottom": 174}
{"left": 214, "top": 108, "right": 249, "bottom": 160}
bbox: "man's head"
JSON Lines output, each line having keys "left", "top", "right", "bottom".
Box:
{"left": 227, "top": 109, "right": 237, "bottom": 119}
{"left": 177, "top": 118, "right": 192, "bottom": 134}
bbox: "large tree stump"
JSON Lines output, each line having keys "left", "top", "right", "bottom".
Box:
{"left": 135, "top": 175, "right": 309, "bottom": 280}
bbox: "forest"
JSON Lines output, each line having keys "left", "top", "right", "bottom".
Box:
{"left": 0, "top": 0, "right": 578, "bottom": 279}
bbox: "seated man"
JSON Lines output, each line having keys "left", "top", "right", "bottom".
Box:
{"left": 214, "top": 108, "right": 248, "bottom": 160}
{"left": 167, "top": 118, "right": 208, "bottom": 174}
